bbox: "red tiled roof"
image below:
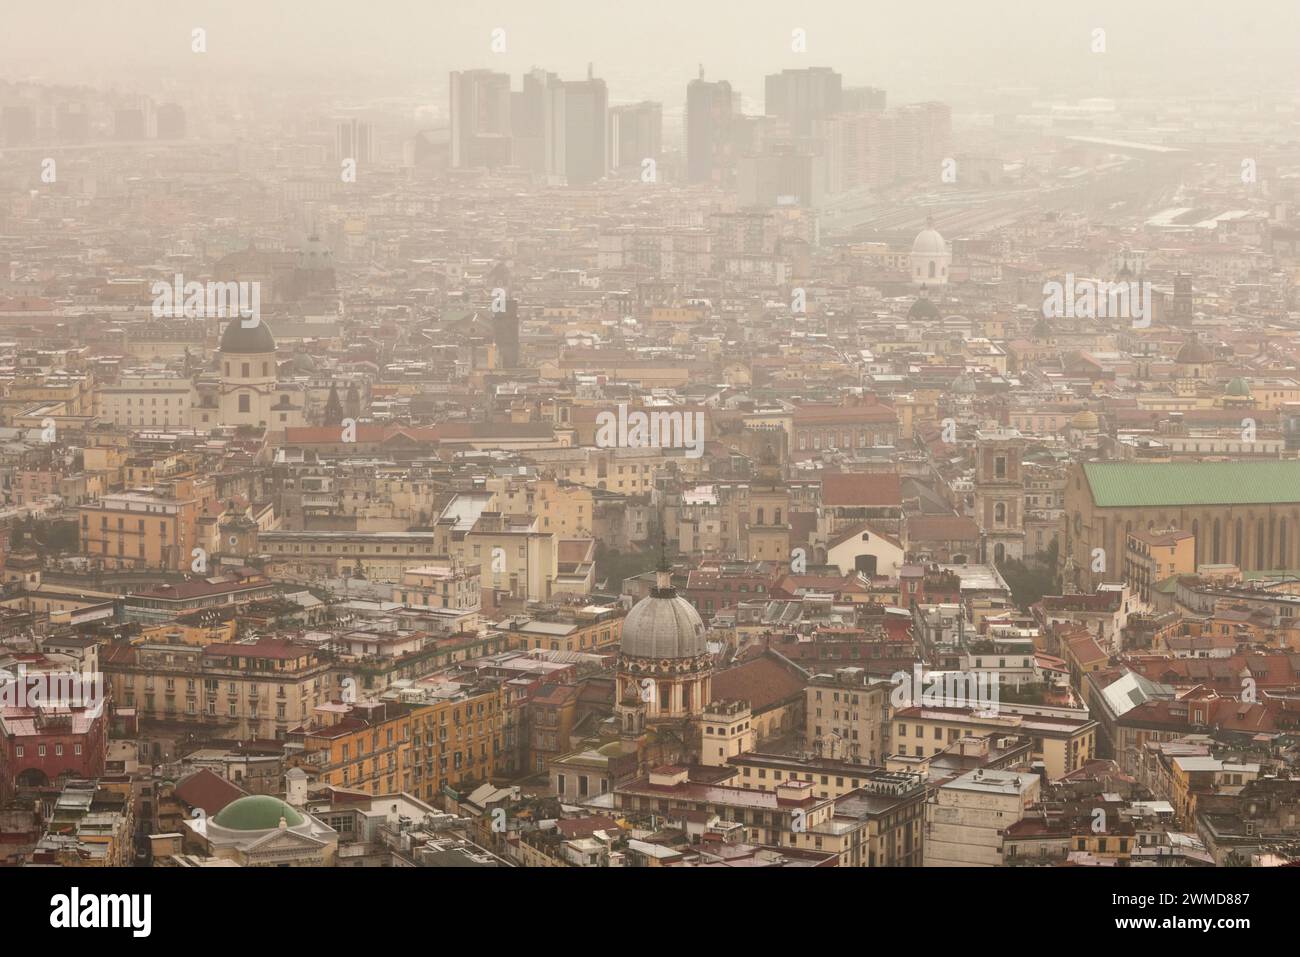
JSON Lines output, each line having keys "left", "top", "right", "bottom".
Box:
{"left": 174, "top": 768, "right": 246, "bottom": 816}
{"left": 203, "top": 639, "right": 310, "bottom": 660}
{"left": 821, "top": 472, "right": 902, "bottom": 508}
{"left": 711, "top": 654, "right": 807, "bottom": 712}
{"left": 906, "top": 514, "right": 980, "bottom": 542}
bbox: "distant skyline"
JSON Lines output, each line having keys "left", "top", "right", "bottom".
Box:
{"left": 3, "top": 0, "right": 1299, "bottom": 111}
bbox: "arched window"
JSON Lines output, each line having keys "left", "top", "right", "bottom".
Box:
{"left": 995, "top": 502, "right": 1006, "bottom": 525}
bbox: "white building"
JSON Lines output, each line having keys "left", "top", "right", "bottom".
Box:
{"left": 923, "top": 767, "right": 1040, "bottom": 866}
{"left": 911, "top": 221, "right": 950, "bottom": 286}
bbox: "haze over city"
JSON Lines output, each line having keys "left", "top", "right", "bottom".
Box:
{"left": 0, "top": 0, "right": 1295, "bottom": 934}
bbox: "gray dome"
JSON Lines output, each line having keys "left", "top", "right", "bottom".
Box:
{"left": 621, "top": 583, "right": 706, "bottom": 659}
{"left": 219, "top": 315, "right": 276, "bottom": 354}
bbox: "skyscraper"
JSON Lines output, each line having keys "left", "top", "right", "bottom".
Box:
{"left": 561, "top": 70, "right": 608, "bottom": 186}
{"left": 609, "top": 101, "right": 662, "bottom": 173}
{"left": 511, "top": 68, "right": 562, "bottom": 175}
{"left": 335, "top": 118, "right": 374, "bottom": 165}
{"left": 842, "top": 86, "right": 887, "bottom": 112}
{"left": 685, "top": 74, "right": 736, "bottom": 184}
{"left": 823, "top": 111, "right": 895, "bottom": 192}
{"left": 449, "top": 69, "right": 512, "bottom": 169}
{"left": 892, "top": 102, "right": 952, "bottom": 182}
{"left": 764, "top": 67, "right": 842, "bottom": 136}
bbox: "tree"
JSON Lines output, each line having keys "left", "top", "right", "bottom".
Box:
{"left": 323, "top": 383, "right": 343, "bottom": 426}
{"left": 997, "top": 554, "right": 1060, "bottom": 610}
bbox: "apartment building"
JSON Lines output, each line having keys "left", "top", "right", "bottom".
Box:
{"left": 806, "top": 668, "right": 891, "bottom": 765}
{"left": 78, "top": 488, "right": 200, "bottom": 571}
{"left": 923, "top": 768, "right": 1041, "bottom": 866}
{"left": 103, "top": 637, "right": 332, "bottom": 741}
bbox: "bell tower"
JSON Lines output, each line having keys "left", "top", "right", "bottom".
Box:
{"left": 974, "top": 427, "right": 1025, "bottom": 564}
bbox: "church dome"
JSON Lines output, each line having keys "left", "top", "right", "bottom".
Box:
{"left": 211, "top": 795, "right": 304, "bottom": 831}
{"left": 1070, "top": 409, "right": 1099, "bottom": 432}
{"left": 1225, "top": 377, "right": 1251, "bottom": 397}
{"left": 912, "top": 226, "right": 947, "bottom": 256}
{"left": 908, "top": 296, "right": 940, "bottom": 320}
{"left": 620, "top": 569, "right": 706, "bottom": 659}
{"left": 1175, "top": 337, "right": 1213, "bottom": 364}
{"left": 219, "top": 316, "right": 276, "bottom": 354}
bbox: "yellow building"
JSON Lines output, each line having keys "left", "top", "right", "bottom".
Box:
{"left": 295, "top": 684, "right": 505, "bottom": 804}
{"left": 394, "top": 564, "right": 481, "bottom": 611}
{"left": 806, "top": 672, "right": 891, "bottom": 765}
{"left": 497, "top": 605, "right": 624, "bottom": 653}
{"left": 1124, "top": 528, "right": 1195, "bottom": 603}
{"left": 1168, "top": 755, "right": 1260, "bottom": 825}
{"left": 492, "top": 478, "right": 594, "bottom": 538}
{"left": 105, "top": 637, "right": 332, "bottom": 741}
{"left": 893, "top": 706, "right": 1097, "bottom": 780}
{"left": 78, "top": 488, "right": 200, "bottom": 570}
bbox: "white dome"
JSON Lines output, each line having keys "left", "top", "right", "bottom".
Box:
{"left": 912, "top": 227, "right": 947, "bottom": 256}
{"left": 620, "top": 589, "right": 707, "bottom": 659}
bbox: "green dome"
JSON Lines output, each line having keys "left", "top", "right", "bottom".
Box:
{"left": 211, "top": 795, "right": 304, "bottom": 831}
{"left": 1225, "top": 377, "right": 1251, "bottom": 397}
{"left": 908, "top": 297, "right": 939, "bottom": 320}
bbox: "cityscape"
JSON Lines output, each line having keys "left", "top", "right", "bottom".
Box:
{"left": 0, "top": 2, "right": 1296, "bottom": 913}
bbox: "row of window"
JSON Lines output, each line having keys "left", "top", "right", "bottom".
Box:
{"left": 797, "top": 430, "right": 891, "bottom": 451}
{"left": 15, "top": 743, "right": 82, "bottom": 758}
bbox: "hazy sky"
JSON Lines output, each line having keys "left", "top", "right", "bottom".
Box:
{"left": 3, "top": 0, "right": 1298, "bottom": 108}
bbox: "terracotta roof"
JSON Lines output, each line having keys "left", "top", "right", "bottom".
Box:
{"left": 820, "top": 472, "right": 902, "bottom": 508}
{"left": 906, "top": 514, "right": 980, "bottom": 542}
{"left": 174, "top": 768, "right": 246, "bottom": 816}
{"left": 711, "top": 653, "right": 807, "bottom": 712}
{"left": 203, "top": 639, "right": 311, "bottom": 661}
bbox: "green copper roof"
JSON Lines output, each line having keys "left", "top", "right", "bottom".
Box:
{"left": 1083, "top": 461, "right": 1300, "bottom": 508}
{"left": 211, "top": 794, "right": 304, "bottom": 831}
